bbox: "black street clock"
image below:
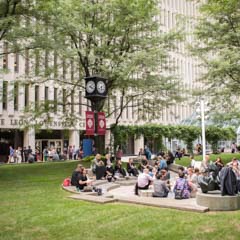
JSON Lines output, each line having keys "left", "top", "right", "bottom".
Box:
{"left": 84, "top": 76, "right": 108, "bottom": 111}
{"left": 85, "top": 76, "right": 107, "bottom": 99}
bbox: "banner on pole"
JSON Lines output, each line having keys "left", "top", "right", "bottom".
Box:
{"left": 97, "top": 112, "right": 106, "bottom": 135}
{"left": 85, "top": 111, "right": 95, "bottom": 135}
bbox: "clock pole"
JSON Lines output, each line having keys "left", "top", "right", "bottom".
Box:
{"left": 84, "top": 76, "right": 108, "bottom": 154}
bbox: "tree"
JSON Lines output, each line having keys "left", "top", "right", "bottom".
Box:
{"left": 191, "top": 0, "right": 240, "bottom": 120}
{"left": 15, "top": 0, "right": 183, "bottom": 125}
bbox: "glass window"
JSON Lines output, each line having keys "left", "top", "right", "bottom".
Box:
{"left": 14, "top": 82, "right": 19, "bottom": 111}
{"left": 3, "top": 81, "right": 8, "bottom": 110}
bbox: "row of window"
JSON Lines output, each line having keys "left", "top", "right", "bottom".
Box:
{"left": 1, "top": 81, "right": 190, "bottom": 123}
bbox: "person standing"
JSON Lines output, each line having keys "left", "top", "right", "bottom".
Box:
{"left": 43, "top": 146, "right": 48, "bottom": 162}
{"left": 16, "top": 147, "right": 22, "bottom": 164}
{"left": 23, "top": 147, "right": 29, "bottom": 163}
{"left": 8, "top": 146, "right": 14, "bottom": 163}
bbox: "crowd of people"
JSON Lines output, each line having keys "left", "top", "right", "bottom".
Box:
{"left": 8, "top": 145, "right": 34, "bottom": 163}
{"left": 6, "top": 144, "right": 84, "bottom": 164}
{"left": 69, "top": 151, "right": 240, "bottom": 199}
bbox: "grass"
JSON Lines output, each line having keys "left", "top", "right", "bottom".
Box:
{"left": 175, "top": 153, "right": 240, "bottom": 167}
{"left": 0, "top": 161, "right": 240, "bottom": 240}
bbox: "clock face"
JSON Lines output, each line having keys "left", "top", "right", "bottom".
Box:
{"left": 86, "top": 80, "right": 96, "bottom": 93}
{"left": 97, "top": 80, "right": 106, "bottom": 94}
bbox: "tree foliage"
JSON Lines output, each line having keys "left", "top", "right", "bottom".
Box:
{"left": 191, "top": 0, "right": 240, "bottom": 119}
{"left": 112, "top": 124, "right": 236, "bottom": 153}
{"left": 1, "top": 0, "right": 183, "bottom": 125}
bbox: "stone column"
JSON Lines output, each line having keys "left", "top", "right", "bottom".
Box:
{"left": 69, "top": 130, "right": 80, "bottom": 148}
{"left": 134, "top": 134, "right": 144, "bottom": 155}
{"left": 23, "top": 128, "right": 35, "bottom": 153}
{"left": 104, "top": 129, "right": 111, "bottom": 149}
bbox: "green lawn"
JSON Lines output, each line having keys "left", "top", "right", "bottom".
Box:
{"left": 175, "top": 153, "right": 240, "bottom": 167}
{"left": 0, "top": 161, "right": 240, "bottom": 240}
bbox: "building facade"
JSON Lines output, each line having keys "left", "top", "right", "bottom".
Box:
{"left": 0, "top": 0, "right": 201, "bottom": 162}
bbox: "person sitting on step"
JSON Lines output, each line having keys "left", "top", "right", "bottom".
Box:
{"left": 152, "top": 172, "right": 170, "bottom": 198}
{"left": 135, "top": 168, "right": 153, "bottom": 195}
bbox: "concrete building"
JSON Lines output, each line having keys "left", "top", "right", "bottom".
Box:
{"left": 0, "top": 0, "right": 201, "bottom": 162}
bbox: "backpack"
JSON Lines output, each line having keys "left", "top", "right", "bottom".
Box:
{"left": 175, "top": 179, "right": 187, "bottom": 200}
{"left": 63, "top": 178, "right": 71, "bottom": 187}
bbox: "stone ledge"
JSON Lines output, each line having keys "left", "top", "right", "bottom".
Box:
{"left": 69, "top": 194, "right": 117, "bottom": 204}
{"left": 138, "top": 189, "right": 154, "bottom": 197}
{"left": 196, "top": 191, "right": 240, "bottom": 211}
{"left": 116, "top": 196, "right": 209, "bottom": 213}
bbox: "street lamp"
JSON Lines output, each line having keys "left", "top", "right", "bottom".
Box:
{"left": 196, "top": 98, "right": 209, "bottom": 161}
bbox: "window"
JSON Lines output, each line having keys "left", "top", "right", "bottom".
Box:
{"left": 3, "top": 42, "right": 8, "bottom": 69}
{"left": 35, "top": 85, "right": 39, "bottom": 109}
{"left": 25, "top": 49, "right": 29, "bottom": 75}
{"left": 35, "top": 50, "right": 40, "bottom": 76}
{"left": 3, "top": 81, "right": 8, "bottom": 110}
{"left": 79, "top": 91, "right": 82, "bottom": 115}
{"left": 54, "top": 88, "right": 58, "bottom": 113}
{"left": 62, "top": 59, "right": 66, "bottom": 79}
{"left": 44, "top": 50, "right": 49, "bottom": 76}
{"left": 71, "top": 91, "right": 74, "bottom": 114}
{"left": 14, "top": 82, "right": 19, "bottom": 111}
{"left": 25, "top": 84, "right": 29, "bottom": 107}
{"left": 54, "top": 51, "right": 58, "bottom": 79}
{"left": 63, "top": 89, "right": 66, "bottom": 113}
{"left": 45, "top": 86, "right": 49, "bottom": 110}
{"left": 14, "top": 53, "right": 19, "bottom": 73}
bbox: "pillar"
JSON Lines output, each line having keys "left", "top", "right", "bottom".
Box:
{"left": 23, "top": 128, "right": 35, "bottom": 153}
{"left": 134, "top": 134, "right": 144, "bottom": 155}
{"left": 105, "top": 129, "right": 111, "bottom": 149}
{"left": 69, "top": 130, "right": 80, "bottom": 148}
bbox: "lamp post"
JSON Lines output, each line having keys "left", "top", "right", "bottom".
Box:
{"left": 196, "top": 98, "right": 207, "bottom": 161}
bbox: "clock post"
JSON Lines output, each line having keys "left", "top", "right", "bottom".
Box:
{"left": 84, "top": 76, "right": 108, "bottom": 153}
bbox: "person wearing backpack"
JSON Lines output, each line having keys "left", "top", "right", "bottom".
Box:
{"left": 173, "top": 172, "right": 191, "bottom": 199}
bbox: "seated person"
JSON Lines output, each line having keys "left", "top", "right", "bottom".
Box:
{"left": 160, "top": 168, "right": 170, "bottom": 180}
{"left": 91, "top": 153, "right": 102, "bottom": 174}
{"left": 152, "top": 173, "right": 170, "bottom": 198}
{"left": 127, "top": 158, "right": 138, "bottom": 177}
{"left": 158, "top": 156, "right": 168, "bottom": 171}
{"left": 105, "top": 161, "right": 115, "bottom": 182}
{"left": 78, "top": 167, "right": 93, "bottom": 191}
{"left": 95, "top": 161, "right": 106, "bottom": 180}
{"left": 215, "top": 157, "right": 224, "bottom": 171}
{"left": 173, "top": 172, "right": 191, "bottom": 199}
{"left": 114, "top": 160, "right": 126, "bottom": 178}
{"left": 135, "top": 168, "right": 153, "bottom": 195}
{"left": 187, "top": 167, "right": 198, "bottom": 197}
{"left": 71, "top": 164, "right": 83, "bottom": 186}
{"left": 105, "top": 153, "right": 112, "bottom": 166}
{"left": 138, "top": 156, "right": 149, "bottom": 172}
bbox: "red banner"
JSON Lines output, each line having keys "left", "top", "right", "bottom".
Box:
{"left": 97, "top": 112, "right": 106, "bottom": 135}
{"left": 85, "top": 111, "right": 95, "bottom": 135}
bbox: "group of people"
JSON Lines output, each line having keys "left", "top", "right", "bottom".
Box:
{"left": 69, "top": 149, "right": 240, "bottom": 198}
{"left": 135, "top": 162, "right": 198, "bottom": 199}
{"left": 199, "top": 155, "right": 240, "bottom": 194}
{"left": 8, "top": 145, "right": 33, "bottom": 163}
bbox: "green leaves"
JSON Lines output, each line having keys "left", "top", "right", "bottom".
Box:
{"left": 112, "top": 124, "right": 235, "bottom": 153}
{"left": 192, "top": 0, "right": 240, "bottom": 119}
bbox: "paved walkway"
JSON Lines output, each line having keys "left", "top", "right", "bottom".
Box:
{"left": 64, "top": 170, "right": 209, "bottom": 213}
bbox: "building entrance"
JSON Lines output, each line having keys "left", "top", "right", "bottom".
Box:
{"left": 35, "top": 139, "right": 63, "bottom": 161}
{"left": 0, "top": 129, "right": 23, "bottom": 162}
